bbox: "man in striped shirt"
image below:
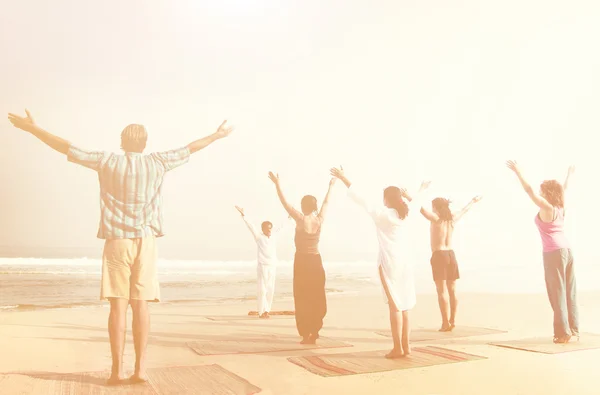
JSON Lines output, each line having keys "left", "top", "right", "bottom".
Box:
{"left": 8, "top": 109, "right": 233, "bottom": 385}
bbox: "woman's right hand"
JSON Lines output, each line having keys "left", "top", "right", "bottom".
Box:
{"left": 235, "top": 205, "right": 244, "bottom": 216}
{"left": 506, "top": 160, "right": 520, "bottom": 174}
{"left": 330, "top": 166, "right": 344, "bottom": 180}
{"left": 268, "top": 171, "right": 280, "bottom": 185}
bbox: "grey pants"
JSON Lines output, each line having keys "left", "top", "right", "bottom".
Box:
{"left": 542, "top": 248, "right": 579, "bottom": 338}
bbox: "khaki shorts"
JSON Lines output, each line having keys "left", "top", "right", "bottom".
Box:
{"left": 101, "top": 236, "right": 160, "bottom": 302}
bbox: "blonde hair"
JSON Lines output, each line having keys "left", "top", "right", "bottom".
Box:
{"left": 120, "top": 124, "right": 148, "bottom": 152}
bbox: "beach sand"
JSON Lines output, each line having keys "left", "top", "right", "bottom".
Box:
{"left": 1, "top": 291, "right": 599, "bottom": 395}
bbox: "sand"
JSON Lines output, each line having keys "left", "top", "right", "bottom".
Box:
{"left": 1, "top": 291, "right": 600, "bottom": 394}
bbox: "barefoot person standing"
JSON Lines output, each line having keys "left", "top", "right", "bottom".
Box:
{"left": 268, "top": 172, "right": 336, "bottom": 344}
{"left": 330, "top": 166, "right": 429, "bottom": 358}
{"left": 235, "top": 206, "right": 291, "bottom": 318}
{"left": 419, "top": 195, "right": 482, "bottom": 332}
{"left": 506, "top": 161, "right": 578, "bottom": 344}
{"left": 8, "top": 110, "right": 234, "bottom": 385}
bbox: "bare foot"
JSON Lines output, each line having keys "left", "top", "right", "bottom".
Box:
{"left": 553, "top": 334, "right": 572, "bottom": 344}
{"left": 264, "top": 312, "right": 271, "bottom": 319}
{"left": 438, "top": 324, "right": 451, "bottom": 332}
{"left": 129, "top": 373, "right": 149, "bottom": 384}
{"left": 300, "top": 336, "right": 310, "bottom": 344}
{"left": 385, "top": 349, "right": 405, "bottom": 359}
{"left": 106, "top": 375, "right": 125, "bottom": 386}
{"left": 449, "top": 323, "right": 456, "bottom": 331}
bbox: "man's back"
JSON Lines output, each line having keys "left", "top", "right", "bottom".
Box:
{"left": 68, "top": 145, "right": 190, "bottom": 239}
{"left": 429, "top": 220, "right": 454, "bottom": 252}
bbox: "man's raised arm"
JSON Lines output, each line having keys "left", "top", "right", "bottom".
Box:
{"left": 8, "top": 110, "right": 70, "bottom": 155}
{"left": 187, "top": 120, "right": 234, "bottom": 154}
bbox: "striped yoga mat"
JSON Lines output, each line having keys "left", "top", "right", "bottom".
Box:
{"left": 375, "top": 326, "right": 506, "bottom": 342}
{"left": 490, "top": 332, "right": 600, "bottom": 354}
{"left": 188, "top": 334, "right": 352, "bottom": 356}
{"left": 288, "top": 346, "right": 487, "bottom": 377}
{"left": 0, "top": 364, "right": 261, "bottom": 394}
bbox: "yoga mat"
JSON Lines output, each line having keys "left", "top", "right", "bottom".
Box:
{"left": 0, "top": 364, "right": 261, "bottom": 395}
{"left": 248, "top": 311, "right": 294, "bottom": 316}
{"left": 490, "top": 333, "right": 600, "bottom": 354}
{"left": 187, "top": 334, "right": 352, "bottom": 356}
{"left": 207, "top": 314, "right": 294, "bottom": 321}
{"left": 375, "top": 326, "right": 506, "bottom": 341}
{"left": 288, "top": 346, "right": 487, "bottom": 377}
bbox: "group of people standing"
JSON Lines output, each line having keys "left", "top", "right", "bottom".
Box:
{"left": 7, "top": 109, "right": 580, "bottom": 384}
{"left": 238, "top": 164, "right": 579, "bottom": 357}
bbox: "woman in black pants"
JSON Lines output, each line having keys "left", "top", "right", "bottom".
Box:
{"left": 268, "top": 171, "right": 336, "bottom": 344}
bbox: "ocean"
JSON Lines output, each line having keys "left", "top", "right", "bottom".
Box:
{"left": 2, "top": 255, "right": 600, "bottom": 312}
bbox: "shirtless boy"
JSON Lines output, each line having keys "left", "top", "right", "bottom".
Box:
{"left": 420, "top": 195, "right": 482, "bottom": 331}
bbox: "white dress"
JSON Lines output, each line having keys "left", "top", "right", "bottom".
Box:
{"left": 242, "top": 216, "right": 290, "bottom": 314}
{"left": 348, "top": 185, "right": 420, "bottom": 311}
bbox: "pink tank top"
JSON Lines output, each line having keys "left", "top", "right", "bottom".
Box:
{"left": 534, "top": 207, "right": 569, "bottom": 253}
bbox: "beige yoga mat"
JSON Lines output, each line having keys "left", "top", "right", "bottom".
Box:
{"left": 375, "top": 326, "right": 506, "bottom": 341}
{"left": 207, "top": 313, "right": 294, "bottom": 321}
{"left": 248, "top": 311, "right": 294, "bottom": 316}
{"left": 490, "top": 332, "right": 600, "bottom": 354}
{"left": 187, "top": 334, "right": 352, "bottom": 356}
{"left": 0, "top": 364, "right": 261, "bottom": 395}
{"left": 288, "top": 346, "right": 487, "bottom": 377}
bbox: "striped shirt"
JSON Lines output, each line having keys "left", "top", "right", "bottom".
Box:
{"left": 67, "top": 145, "right": 190, "bottom": 239}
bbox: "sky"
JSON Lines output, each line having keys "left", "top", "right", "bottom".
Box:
{"left": 1, "top": 0, "right": 599, "bottom": 263}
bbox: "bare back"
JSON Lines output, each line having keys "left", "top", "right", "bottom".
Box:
{"left": 296, "top": 214, "right": 322, "bottom": 234}
{"left": 429, "top": 220, "right": 454, "bottom": 252}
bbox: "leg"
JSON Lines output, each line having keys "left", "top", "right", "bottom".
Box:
{"left": 401, "top": 310, "right": 411, "bottom": 355}
{"left": 447, "top": 280, "right": 458, "bottom": 329}
{"left": 265, "top": 266, "right": 276, "bottom": 315}
{"left": 107, "top": 298, "right": 128, "bottom": 384}
{"left": 130, "top": 300, "right": 150, "bottom": 382}
{"left": 101, "top": 240, "right": 133, "bottom": 385}
{"left": 308, "top": 257, "right": 327, "bottom": 342}
{"left": 379, "top": 265, "right": 404, "bottom": 357}
{"left": 293, "top": 255, "right": 310, "bottom": 341}
{"left": 565, "top": 249, "right": 579, "bottom": 338}
{"left": 543, "top": 250, "right": 570, "bottom": 341}
{"left": 434, "top": 280, "right": 450, "bottom": 331}
{"left": 447, "top": 251, "right": 460, "bottom": 329}
{"left": 128, "top": 237, "right": 159, "bottom": 382}
{"left": 257, "top": 265, "right": 266, "bottom": 317}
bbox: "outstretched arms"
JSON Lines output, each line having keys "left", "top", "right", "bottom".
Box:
{"left": 453, "top": 196, "right": 483, "bottom": 223}
{"left": 506, "top": 160, "right": 553, "bottom": 209}
{"left": 187, "top": 120, "right": 234, "bottom": 154}
{"left": 330, "top": 166, "right": 383, "bottom": 220}
{"left": 268, "top": 172, "right": 304, "bottom": 221}
{"left": 317, "top": 178, "right": 336, "bottom": 222}
{"left": 235, "top": 206, "right": 259, "bottom": 240}
{"left": 8, "top": 110, "right": 71, "bottom": 155}
{"left": 563, "top": 165, "right": 575, "bottom": 192}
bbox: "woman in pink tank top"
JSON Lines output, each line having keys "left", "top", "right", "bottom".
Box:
{"left": 507, "top": 161, "right": 578, "bottom": 344}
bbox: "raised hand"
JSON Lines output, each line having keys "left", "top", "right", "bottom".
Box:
{"left": 419, "top": 180, "right": 432, "bottom": 191}
{"left": 234, "top": 205, "right": 244, "bottom": 216}
{"left": 506, "top": 160, "right": 520, "bottom": 173}
{"left": 567, "top": 165, "right": 576, "bottom": 175}
{"left": 329, "top": 177, "right": 337, "bottom": 187}
{"left": 472, "top": 195, "right": 483, "bottom": 203}
{"left": 329, "top": 165, "right": 344, "bottom": 180}
{"left": 8, "top": 109, "right": 37, "bottom": 133}
{"left": 215, "top": 120, "right": 234, "bottom": 139}
{"left": 268, "top": 171, "right": 280, "bottom": 185}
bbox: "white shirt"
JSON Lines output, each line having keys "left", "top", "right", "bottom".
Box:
{"left": 348, "top": 184, "right": 422, "bottom": 310}
{"left": 242, "top": 216, "right": 289, "bottom": 265}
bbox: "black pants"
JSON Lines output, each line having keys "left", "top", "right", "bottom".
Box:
{"left": 293, "top": 252, "right": 327, "bottom": 337}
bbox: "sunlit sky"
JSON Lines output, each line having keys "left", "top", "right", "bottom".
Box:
{"left": 1, "top": 0, "right": 598, "bottom": 263}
